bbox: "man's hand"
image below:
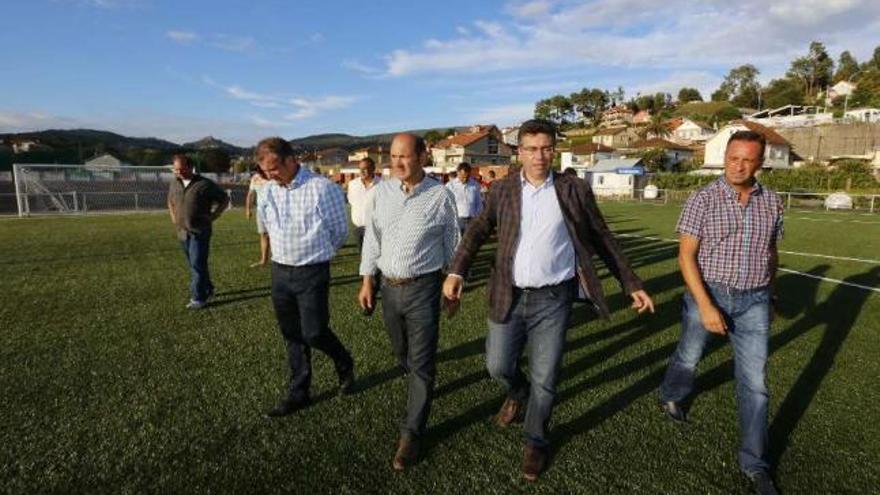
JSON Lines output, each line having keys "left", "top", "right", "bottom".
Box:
{"left": 358, "top": 277, "right": 374, "bottom": 311}
{"left": 630, "top": 290, "right": 655, "bottom": 314}
{"left": 698, "top": 303, "right": 728, "bottom": 335}
{"left": 245, "top": 209, "right": 252, "bottom": 220}
{"left": 443, "top": 275, "right": 464, "bottom": 301}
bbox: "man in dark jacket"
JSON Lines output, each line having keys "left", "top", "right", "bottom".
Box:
{"left": 443, "top": 119, "right": 654, "bottom": 481}
{"left": 167, "top": 154, "right": 229, "bottom": 309}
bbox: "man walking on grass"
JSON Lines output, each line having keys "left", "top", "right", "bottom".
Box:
{"left": 256, "top": 137, "right": 355, "bottom": 417}
{"left": 167, "top": 153, "right": 229, "bottom": 310}
{"left": 443, "top": 119, "right": 654, "bottom": 481}
{"left": 358, "top": 133, "right": 460, "bottom": 471}
{"left": 659, "top": 130, "right": 784, "bottom": 495}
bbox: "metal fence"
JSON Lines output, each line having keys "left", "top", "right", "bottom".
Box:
{"left": 591, "top": 187, "right": 880, "bottom": 213}
{"left": 1, "top": 188, "right": 248, "bottom": 216}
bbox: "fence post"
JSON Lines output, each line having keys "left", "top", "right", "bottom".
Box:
{"left": 72, "top": 191, "right": 79, "bottom": 212}
{"left": 82, "top": 193, "right": 88, "bottom": 213}
{"left": 134, "top": 192, "right": 139, "bottom": 211}
{"left": 786, "top": 192, "right": 792, "bottom": 209}
{"left": 871, "top": 195, "right": 876, "bottom": 214}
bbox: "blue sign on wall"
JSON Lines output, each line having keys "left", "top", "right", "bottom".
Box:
{"left": 616, "top": 167, "right": 644, "bottom": 175}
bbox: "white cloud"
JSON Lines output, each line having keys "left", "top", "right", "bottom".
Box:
{"left": 285, "top": 96, "right": 358, "bottom": 121}
{"left": 207, "top": 35, "right": 256, "bottom": 53}
{"left": 166, "top": 30, "right": 198, "bottom": 44}
{"left": 342, "top": 59, "right": 381, "bottom": 75}
{"left": 381, "top": 0, "right": 880, "bottom": 77}
{"left": 203, "top": 77, "right": 358, "bottom": 122}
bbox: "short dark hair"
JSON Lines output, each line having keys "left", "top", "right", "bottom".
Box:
{"left": 488, "top": 170, "right": 496, "bottom": 177}
{"left": 359, "top": 157, "right": 375, "bottom": 169}
{"left": 457, "top": 162, "right": 471, "bottom": 172}
{"left": 518, "top": 119, "right": 557, "bottom": 146}
{"left": 172, "top": 153, "right": 192, "bottom": 168}
{"left": 726, "top": 130, "right": 766, "bottom": 159}
{"left": 255, "top": 137, "right": 294, "bottom": 161}
{"left": 563, "top": 167, "right": 578, "bottom": 176}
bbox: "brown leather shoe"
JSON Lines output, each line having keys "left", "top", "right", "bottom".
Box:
{"left": 522, "top": 444, "right": 547, "bottom": 482}
{"left": 392, "top": 436, "right": 419, "bottom": 471}
{"left": 494, "top": 397, "right": 522, "bottom": 427}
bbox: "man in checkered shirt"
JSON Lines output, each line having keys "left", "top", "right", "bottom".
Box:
{"left": 256, "top": 137, "right": 355, "bottom": 417}
{"left": 659, "top": 130, "right": 784, "bottom": 495}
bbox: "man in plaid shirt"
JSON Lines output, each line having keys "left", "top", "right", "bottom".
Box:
{"left": 660, "top": 130, "right": 783, "bottom": 495}
{"left": 256, "top": 137, "right": 355, "bottom": 417}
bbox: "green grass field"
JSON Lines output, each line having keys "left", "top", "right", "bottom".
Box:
{"left": 1, "top": 202, "right": 878, "bottom": 494}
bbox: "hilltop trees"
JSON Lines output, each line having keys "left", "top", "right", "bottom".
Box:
{"left": 677, "top": 88, "right": 703, "bottom": 104}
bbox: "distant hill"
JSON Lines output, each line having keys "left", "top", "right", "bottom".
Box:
{"left": 288, "top": 127, "right": 467, "bottom": 152}
{"left": 0, "top": 128, "right": 180, "bottom": 152}
{"left": 182, "top": 136, "right": 248, "bottom": 155}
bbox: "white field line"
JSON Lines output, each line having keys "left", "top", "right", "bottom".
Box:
{"left": 789, "top": 217, "right": 880, "bottom": 225}
{"left": 616, "top": 232, "right": 880, "bottom": 293}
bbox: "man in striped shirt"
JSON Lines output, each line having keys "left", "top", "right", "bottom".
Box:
{"left": 256, "top": 137, "right": 355, "bottom": 418}
{"left": 358, "top": 133, "right": 460, "bottom": 471}
{"left": 660, "top": 130, "right": 783, "bottom": 495}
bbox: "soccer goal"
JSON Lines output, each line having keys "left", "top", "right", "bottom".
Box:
{"left": 10, "top": 163, "right": 181, "bottom": 217}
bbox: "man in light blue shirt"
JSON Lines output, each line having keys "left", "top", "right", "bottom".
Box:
{"left": 445, "top": 162, "right": 482, "bottom": 234}
{"left": 358, "top": 133, "right": 460, "bottom": 472}
{"left": 256, "top": 137, "right": 355, "bottom": 417}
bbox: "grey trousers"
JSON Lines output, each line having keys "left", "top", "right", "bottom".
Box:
{"left": 380, "top": 271, "right": 442, "bottom": 438}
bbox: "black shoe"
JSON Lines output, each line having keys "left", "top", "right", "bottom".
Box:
{"left": 747, "top": 471, "right": 779, "bottom": 495}
{"left": 266, "top": 396, "right": 311, "bottom": 417}
{"left": 660, "top": 400, "right": 687, "bottom": 423}
{"left": 338, "top": 365, "right": 355, "bottom": 395}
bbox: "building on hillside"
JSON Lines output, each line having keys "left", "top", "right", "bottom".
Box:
{"left": 701, "top": 120, "right": 792, "bottom": 173}
{"left": 632, "top": 138, "right": 694, "bottom": 169}
{"left": 585, "top": 158, "right": 648, "bottom": 196}
{"left": 747, "top": 105, "right": 833, "bottom": 128}
{"left": 501, "top": 126, "right": 520, "bottom": 146}
{"left": 672, "top": 118, "right": 715, "bottom": 143}
{"left": 826, "top": 81, "right": 857, "bottom": 104}
{"left": 844, "top": 108, "right": 880, "bottom": 123}
{"left": 11, "top": 140, "right": 52, "bottom": 154}
{"left": 560, "top": 142, "right": 618, "bottom": 170}
{"left": 632, "top": 110, "right": 651, "bottom": 125}
{"left": 85, "top": 153, "right": 125, "bottom": 167}
{"left": 600, "top": 106, "right": 634, "bottom": 127}
{"left": 591, "top": 126, "right": 641, "bottom": 149}
{"left": 431, "top": 127, "right": 512, "bottom": 169}
{"left": 316, "top": 148, "right": 349, "bottom": 167}
{"left": 348, "top": 146, "right": 389, "bottom": 167}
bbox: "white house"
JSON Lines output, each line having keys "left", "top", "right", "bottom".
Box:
{"left": 746, "top": 105, "right": 833, "bottom": 128}
{"left": 672, "top": 118, "right": 715, "bottom": 143}
{"left": 586, "top": 158, "right": 648, "bottom": 197}
{"left": 844, "top": 108, "right": 880, "bottom": 123}
{"left": 560, "top": 143, "right": 618, "bottom": 170}
{"left": 501, "top": 126, "right": 520, "bottom": 146}
{"left": 827, "top": 81, "right": 856, "bottom": 104}
{"left": 600, "top": 106, "right": 634, "bottom": 128}
{"left": 702, "top": 120, "right": 791, "bottom": 172}
{"left": 431, "top": 127, "right": 512, "bottom": 168}
{"left": 592, "top": 126, "right": 641, "bottom": 149}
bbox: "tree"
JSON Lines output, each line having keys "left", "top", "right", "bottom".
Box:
{"left": 716, "top": 64, "right": 761, "bottom": 108}
{"left": 548, "top": 94, "right": 574, "bottom": 124}
{"left": 637, "top": 148, "right": 667, "bottom": 173}
{"left": 635, "top": 94, "right": 656, "bottom": 112}
{"left": 534, "top": 98, "right": 553, "bottom": 121}
{"left": 569, "top": 88, "right": 609, "bottom": 125}
{"left": 643, "top": 113, "right": 670, "bottom": 139}
{"left": 423, "top": 130, "right": 444, "bottom": 144}
{"left": 711, "top": 88, "right": 730, "bottom": 102}
{"left": 834, "top": 50, "right": 860, "bottom": 83}
{"left": 677, "top": 87, "right": 703, "bottom": 103}
{"left": 848, "top": 69, "right": 880, "bottom": 108}
{"left": 864, "top": 45, "right": 880, "bottom": 71}
{"left": 654, "top": 92, "right": 672, "bottom": 111}
{"left": 198, "top": 148, "right": 231, "bottom": 173}
{"left": 762, "top": 78, "right": 805, "bottom": 108}
{"left": 786, "top": 41, "right": 834, "bottom": 100}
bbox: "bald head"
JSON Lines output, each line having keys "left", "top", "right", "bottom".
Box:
{"left": 390, "top": 133, "right": 427, "bottom": 186}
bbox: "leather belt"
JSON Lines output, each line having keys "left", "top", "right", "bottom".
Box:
{"left": 383, "top": 270, "right": 440, "bottom": 287}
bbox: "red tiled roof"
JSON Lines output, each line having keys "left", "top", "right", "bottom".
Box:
{"left": 571, "top": 143, "right": 615, "bottom": 154}
{"left": 664, "top": 117, "right": 684, "bottom": 131}
{"left": 434, "top": 131, "right": 490, "bottom": 149}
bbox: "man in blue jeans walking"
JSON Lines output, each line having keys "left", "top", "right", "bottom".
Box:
{"left": 167, "top": 154, "right": 229, "bottom": 309}
{"left": 443, "top": 119, "right": 655, "bottom": 481}
{"left": 659, "top": 129, "right": 784, "bottom": 495}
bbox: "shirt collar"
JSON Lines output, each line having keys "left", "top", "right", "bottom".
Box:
{"left": 520, "top": 170, "right": 554, "bottom": 191}
{"left": 393, "top": 174, "right": 434, "bottom": 196}
{"left": 282, "top": 166, "right": 312, "bottom": 189}
{"left": 717, "top": 176, "right": 761, "bottom": 200}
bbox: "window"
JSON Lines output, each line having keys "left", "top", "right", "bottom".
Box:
{"left": 598, "top": 176, "right": 604, "bottom": 185}
{"left": 487, "top": 136, "right": 498, "bottom": 155}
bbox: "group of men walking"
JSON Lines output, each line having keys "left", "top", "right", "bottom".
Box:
{"left": 166, "top": 119, "right": 783, "bottom": 494}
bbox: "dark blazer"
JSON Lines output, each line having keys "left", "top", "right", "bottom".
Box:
{"left": 449, "top": 169, "right": 643, "bottom": 322}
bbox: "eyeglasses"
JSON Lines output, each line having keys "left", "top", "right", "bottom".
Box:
{"left": 520, "top": 146, "right": 555, "bottom": 155}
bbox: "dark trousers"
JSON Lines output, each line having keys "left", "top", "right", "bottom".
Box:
{"left": 180, "top": 231, "right": 213, "bottom": 302}
{"left": 270, "top": 262, "right": 353, "bottom": 402}
{"left": 381, "top": 271, "right": 442, "bottom": 438}
{"left": 457, "top": 217, "right": 471, "bottom": 235}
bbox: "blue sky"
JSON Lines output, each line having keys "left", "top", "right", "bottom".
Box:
{"left": 2, "top": 0, "right": 879, "bottom": 146}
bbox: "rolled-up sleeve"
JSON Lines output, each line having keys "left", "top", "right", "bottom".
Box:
{"left": 320, "top": 183, "right": 349, "bottom": 250}
{"left": 676, "top": 192, "right": 705, "bottom": 239}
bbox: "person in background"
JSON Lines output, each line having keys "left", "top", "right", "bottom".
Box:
{"left": 245, "top": 166, "right": 271, "bottom": 267}
{"left": 347, "top": 157, "right": 380, "bottom": 252}
{"left": 167, "top": 153, "right": 229, "bottom": 310}
{"left": 445, "top": 162, "right": 482, "bottom": 235}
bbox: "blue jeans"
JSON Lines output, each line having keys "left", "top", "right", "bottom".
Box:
{"left": 180, "top": 231, "right": 213, "bottom": 303}
{"left": 486, "top": 278, "right": 576, "bottom": 448}
{"left": 660, "top": 284, "right": 771, "bottom": 474}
